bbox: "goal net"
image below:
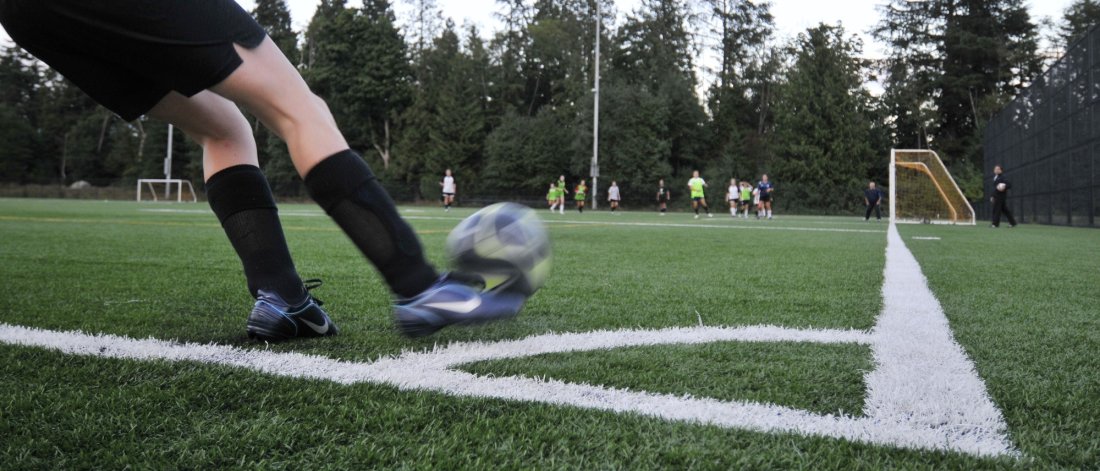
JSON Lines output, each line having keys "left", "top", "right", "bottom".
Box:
{"left": 136, "top": 179, "right": 197, "bottom": 203}
{"left": 889, "top": 149, "right": 975, "bottom": 225}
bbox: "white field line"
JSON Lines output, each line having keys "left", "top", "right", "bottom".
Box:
{"left": 861, "top": 225, "right": 1016, "bottom": 456}
{"left": 404, "top": 214, "right": 884, "bottom": 234}
{"left": 0, "top": 224, "right": 1013, "bottom": 457}
{"left": 536, "top": 218, "right": 886, "bottom": 234}
{"left": 911, "top": 236, "right": 942, "bottom": 240}
{"left": 137, "top": 208, "right": 884, "bottom": 234}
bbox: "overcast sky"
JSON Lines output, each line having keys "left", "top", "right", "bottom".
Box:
{"left": 234, "top": 0, "right": 1074, "bottom": 93}
{"left": 0, "top": 0, "right": 1077, "bottom": 93}
{"left": 236, "top": 0, "right": 1074, "bottom": 57}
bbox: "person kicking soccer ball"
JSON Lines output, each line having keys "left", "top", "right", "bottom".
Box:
{"left": 0, "top": 0, "right": 525, "bottom": 341}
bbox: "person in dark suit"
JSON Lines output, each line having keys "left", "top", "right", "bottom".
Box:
{"left": 863, "top": 181, "right": 883, "bottom": 221}
{"left": 991, "top": 165, "right": 1017, "bottom": 228}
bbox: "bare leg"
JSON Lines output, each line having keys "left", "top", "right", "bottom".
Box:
{"left": 147, "top": 91, "right": 256, "bottom": 181}
{"left": 146, "top": 90, "right": 307, "bottom": 305}
{"left": 208, "top": 37, "right": 348, "bottom": 177}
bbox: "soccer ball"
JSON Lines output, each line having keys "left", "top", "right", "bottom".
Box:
{"left": 996, "top": 183, "right": 1007, "bottom": 191}
{"left": 446, "top": 203, "right": 552, "bottom": 296}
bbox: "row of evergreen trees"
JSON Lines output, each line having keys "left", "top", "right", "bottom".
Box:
{"left": 0, "top": 0, "right": 1096, "bottom": 211}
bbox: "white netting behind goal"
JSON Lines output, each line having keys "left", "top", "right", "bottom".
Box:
{"left": 890, "top": 149, "right": 975, "bottom": 225}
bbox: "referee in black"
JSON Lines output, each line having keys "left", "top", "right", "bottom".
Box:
{"left": 990, "top": 165, "right": 1017, "bottom": 228}
{"left": 863, "top": 181, "right": 883, "bottom": 221}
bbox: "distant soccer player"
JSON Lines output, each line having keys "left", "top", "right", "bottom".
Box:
{"left": 687, "top": 170, "right": 712, "bottom": 219}
{"left": 440, "top": 168, "right": 456, "bottom": 211}
{"left": 990, "top": 165, "right": 1017, "bottom": 228}
{"left": 739, "top": 181, "right": 753, "bottom": 218}
{"left": 575, "top": 179, "right": 588, "bottom": 213}
{"left": 556, "top": 175, "right": 568, "bottom": 215}
{"left": 656, "top": 179, "right": 671, "bottom": 215}
{"left": 757, "top": 174, "right": 774, "bottom": 219}
{"left": 727, "top": 178, "right": 739, "bottom": 217}
{"left": 546, "top": 183, "right": 558, "bottom": 211}
{"left": 863, "top": 181, "right": 883, "bottom": 221}
{"left": 608, "top": 180, "right": 621, "bottom": 213}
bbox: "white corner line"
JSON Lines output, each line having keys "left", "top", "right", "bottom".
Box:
{"left": 0, "top": 224, "right": 1017, "bottom": 459}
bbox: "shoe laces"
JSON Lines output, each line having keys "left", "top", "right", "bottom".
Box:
{"left": 303, "top": 278, "right": 325, "bottom": 306}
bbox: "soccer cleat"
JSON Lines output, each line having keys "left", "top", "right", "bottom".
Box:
{"left": 694, "top": 214, "right": 699, "bottom": 219}
{"left": 394, "top": 274, "right": 527, "bottom": 338}
{"left": 247, "top": 279, "right": 337, "bottom": 342}
{"left": 707, "top": 213, "right": 713, "bottom": 218}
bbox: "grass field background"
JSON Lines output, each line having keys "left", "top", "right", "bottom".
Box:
{"left": 0, "top": 198, "right": 1096, "bottom": 468}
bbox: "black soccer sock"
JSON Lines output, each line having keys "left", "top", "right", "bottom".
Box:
{"left": 206, "top": 165, "right": 305, "bottom": 303}
{"left": 305, "top": 150, "right": 438, "bottom": 298}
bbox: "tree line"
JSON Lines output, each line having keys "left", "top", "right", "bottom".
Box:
{"left": 1, "top": 0, "right": 1096, "bottom": 212}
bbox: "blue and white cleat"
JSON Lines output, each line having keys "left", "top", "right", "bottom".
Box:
{"left": 394, "top": 275, "right": 527, "bottom": 338}
{"left": 247, "top": 280, "right": 338, "bottom": 342}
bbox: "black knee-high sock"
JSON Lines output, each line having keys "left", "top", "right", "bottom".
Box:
{"left": 206, "top": 165, "right": 305, "bottom": 303}
{"left": 305, "top": 150, "right": 438, "bottom": 298}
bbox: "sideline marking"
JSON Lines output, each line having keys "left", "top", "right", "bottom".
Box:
{"left": 401, "top": 215, "right": 885, "bottom": 234}
{"left": 911, "top": 236, "right": 942, "bottom": 240}
{"left": 0, "top": 225, "right": 1012, "bottom": 457}
{"left": 134, "top": 208, "right": 885, "bottom": 234}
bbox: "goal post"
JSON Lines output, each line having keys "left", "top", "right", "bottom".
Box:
{"left": 889, "top": 149, "right": 975, "bottom": 225}
{"left": 136, "top": 179, "right": 197, "bottom": 203}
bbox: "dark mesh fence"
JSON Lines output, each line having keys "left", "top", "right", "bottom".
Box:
{"left": 983, "top": 25, "right": 1099, "bottom": 227}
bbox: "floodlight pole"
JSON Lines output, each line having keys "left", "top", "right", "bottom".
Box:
{"left": 164, "top": 124, "right": 173, "bottom": 199}
{"left": 590, "top": 0, "right": 600, "bottom": 210}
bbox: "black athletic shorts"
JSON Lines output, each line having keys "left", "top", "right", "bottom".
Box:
{"left": 759, "top": 193, "right": 772, "bottom": 202}
{"left": 0, "top": 0, "right": 266, "bottom": 121}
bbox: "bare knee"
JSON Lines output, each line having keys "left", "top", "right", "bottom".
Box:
{"left": 149, "top": 91, "right": 256, "bottom": 151}
{"left": 257, "top": 91, "right": 337, "bottom": 141}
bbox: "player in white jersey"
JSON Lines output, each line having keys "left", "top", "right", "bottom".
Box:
{"left": 726, "top": 178, "right": 739, "bottom": 217}
{"left": 607, "top": 181, "right": 621, "bottom": 213}
{"left": 440, "top": 168, "right": 456, "bottom": 211}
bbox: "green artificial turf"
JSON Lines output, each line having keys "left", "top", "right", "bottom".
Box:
{"left": 0, "top": 198, "right": 1095, "bottom": 469}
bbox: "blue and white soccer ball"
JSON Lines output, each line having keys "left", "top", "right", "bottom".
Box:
{"left": 446, "top": 203, "right": 552, "bottom": 296}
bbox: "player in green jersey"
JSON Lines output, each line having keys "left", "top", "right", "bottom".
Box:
{"left": 547, "top": 183, "right": 559, "bottom": 210}
{"left": 687, "top": 170, "right": 712, "bottom": 219}
{"left": 574, "top": 179, "right": 588, "bottom": 213}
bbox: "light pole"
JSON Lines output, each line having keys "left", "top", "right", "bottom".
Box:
{"left": 590, "top": 0, "right": 600, "bottom": 210}
{"left": 164, "top": 124, "right": 173, "bottom": 199}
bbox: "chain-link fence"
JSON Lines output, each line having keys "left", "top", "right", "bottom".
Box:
{"left": 983, "top": 25, "right": 1099, "bottom": 227}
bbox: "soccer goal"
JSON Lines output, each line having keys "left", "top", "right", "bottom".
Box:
{"left": 136, "top": 178, "right": 197, "bottom": 203}
{"left": 889, "top": 149, "right": 975, "bottom": 225}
